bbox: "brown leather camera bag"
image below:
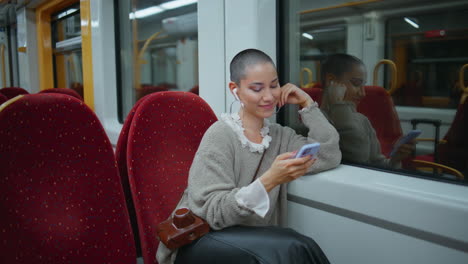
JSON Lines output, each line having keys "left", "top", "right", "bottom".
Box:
{"left": 157, "top": 208, "right": 210, "bottom": 250}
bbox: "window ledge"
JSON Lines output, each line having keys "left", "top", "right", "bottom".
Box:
{"left": 288, "top": 164, "right": 468, "bottom": 244}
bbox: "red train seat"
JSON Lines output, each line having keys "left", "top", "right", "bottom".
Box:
{"left": 39, "top": 88, "right": 84, "bottom": 101}
{"left": 115, "top": 96, "right": 151, "bottom": 256}
{"left": 301, "top": 87, "right": 323, "bottom": 106}
{"left": 189, "top": 85, "right": 199, "bottom": 95}
{"left": 417, "top": 99, "right": 468, "bottom": 175}
{"left": 0, "top": 94, "right": 136, "bottom": 263}
{"left": 127, "top": 91, "right": 217, "bottom": 264}
{"left": 357, "top": 85, "right": 403, "bottom": 157}
{"left": 0, "top": 87, "right": 29, "bottom": 99}
{"left": 0, "top": 93, "right": 7, "bottom": 104}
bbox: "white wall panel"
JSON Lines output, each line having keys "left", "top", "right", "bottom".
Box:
{"left": 198, "top": 0, "right": 226, "bottom": 115}
{"left": 16, "top": 7, "right": 38, "bottom": 92}
{"left": 90, "top": 0, "right": 121, "bottom": 143}
{"left": 287, "top": 164, "right": 468, "bottom": 263}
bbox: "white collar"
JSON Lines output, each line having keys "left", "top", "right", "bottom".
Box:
{"left": 220, "top": 112, "right": 272, "bottom": 153}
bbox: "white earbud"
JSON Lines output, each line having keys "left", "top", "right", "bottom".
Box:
{"left": 233, "top": 88, "right": 244, "bottom": 107}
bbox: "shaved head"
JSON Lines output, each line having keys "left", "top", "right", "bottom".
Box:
{"left": 230, "top": 49, "right": 276, "bottom": 84}
{"left": 321, "top": 53, "right": 364, "bottom": 82}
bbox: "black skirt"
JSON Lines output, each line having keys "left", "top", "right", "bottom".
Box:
{"left": 175, "top": 225, "right": 330, "bottom": 264}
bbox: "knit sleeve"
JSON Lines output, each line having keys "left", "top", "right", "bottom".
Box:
{"left": 286, "top": 102, "right": 341, "bottom": 174}
{"left": 327, "top": 102, "right": 391, "bottom": 167}
{"left": 186, "top": 124, "right": 259, "bottom": 230}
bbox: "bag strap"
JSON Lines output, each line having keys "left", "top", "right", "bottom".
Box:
{"left": 252, "top": 150, "right": 266, "bottom": 183}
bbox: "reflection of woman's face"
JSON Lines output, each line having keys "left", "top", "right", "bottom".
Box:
{"left": 338, "top": 63, "right": 367, "bottom": 106}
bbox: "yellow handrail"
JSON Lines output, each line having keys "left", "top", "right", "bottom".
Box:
{"left": 412, "top": 159, "right": 464, "bottom": 180}
{"left": 0, "top": 95, "right": 24, "bottom": 112}
{"left": 0, "top": 44, "right": 6, "bottom": 88}
{"left": 135, "top": 31, "right": 165, "bottom": 91}
{"left": 459, "top": 64, "right": 468, "bottom": 104}
{"left": 373, "top": 59, "right": 397, "bottom": 95}
{"left": 300, "top": 67, "right": 315, "bottom": 88}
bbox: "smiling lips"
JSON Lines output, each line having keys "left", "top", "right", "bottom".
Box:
{"left": 259, "top": 103, "right": 275, "bottom": 110}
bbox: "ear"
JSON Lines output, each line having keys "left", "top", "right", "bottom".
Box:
{"left": 228, "top": 82, "right": 238, "bottom": 95}
{"left": 325, "top": 73, "right": 337, "bottom": 87}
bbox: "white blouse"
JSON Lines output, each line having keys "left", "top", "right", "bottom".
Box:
{"left": 221, "top": 112, "right": 271, "bottom": 217}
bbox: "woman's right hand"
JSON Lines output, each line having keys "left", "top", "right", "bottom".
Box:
{"left": 259, "top": 152, "right": 316, "bottom": 192}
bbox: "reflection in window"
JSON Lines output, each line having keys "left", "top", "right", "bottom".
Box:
{"left": 115, "top": 0, "right": 198, "bottom": 121}
{"left": 279, "top": 0, "right": 468, "bottom": 183}
{"left": 300, "top": 25, "right": 346, "bottom": 88}
{"left": 386, "top": 9, "right": 468, "bottom": 109}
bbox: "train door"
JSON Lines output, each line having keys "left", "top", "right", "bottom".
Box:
{"left": 114, "top": 0, "right": 198, "bottom": 122}
{"left": 35, "top": 0, "right": 94, "bottom": 108}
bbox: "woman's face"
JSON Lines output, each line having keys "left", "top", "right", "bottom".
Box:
{"left": 337, "top": 63, "right": 367, "bottom": 105}
{"left": 235, "top": 62, "right": 281, "bottom": 119}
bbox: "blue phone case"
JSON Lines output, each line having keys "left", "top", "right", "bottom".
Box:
{"left": 295, "top": 143, "right": 321, "bottom": 158}
{"left": 389, "top": 130, "right": 421, "bottom": 157}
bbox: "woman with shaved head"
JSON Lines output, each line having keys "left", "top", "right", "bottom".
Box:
{"left": 157, "top": 49, "right": 341, "bottom": 264}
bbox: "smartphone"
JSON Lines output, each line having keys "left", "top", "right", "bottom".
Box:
{"left": 294, "top": 142, "right": 320, "bottom": 159}
{"left": 389, "top": 130, "right": 421, "bottom": 157}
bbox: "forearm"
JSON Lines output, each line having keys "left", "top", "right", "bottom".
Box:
{"left": 188, "top": 188, "right": 257, "bottom": 230}
{"left": 299, "top": 104, "right": 341, "bottom": 173}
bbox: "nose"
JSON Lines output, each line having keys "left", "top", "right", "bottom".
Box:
{"left": 262, "top": 88, "right": 275, "bottom": 102}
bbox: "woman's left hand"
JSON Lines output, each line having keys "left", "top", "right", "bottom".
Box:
{"left": 279, "top": 83, "right": 314, "bottom": 108}
{"left": 390, "top": 139, "right": 417, "bottom": 164}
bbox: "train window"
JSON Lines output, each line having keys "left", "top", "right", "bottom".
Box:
{"left": 51, "top": 5, "right": 83, "bottom": 97}
{"left": 115, "top": 0, "right": 198, "bottom": 122}
{"left": 279, "top": 0, "right": 468, "bottom": 184}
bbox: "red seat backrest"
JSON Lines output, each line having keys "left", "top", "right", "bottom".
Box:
{"left": 189, "top": 85, "right": 199, "bottom": 95}
{"left": 115, "top": 96, "right": 151, "bottom": 256}
{"left": 39, "top": 88, "right": 84, "bottom": 101}
{"left": 0, "top": 94, "right": 136, "bottom": 264}
{"left": 301, "top": 87, "right": 323, "bottom": 106}
{"left": 0, "top": 87, "right": 29, "bottom": 99}
{"left": 438, "top": 99, "right": 468, "bottom": 173}
{"left": 127, "top": 91, "right": 217, "bottom": 264}
{"left": 357, "top": 86, "right": 403, "bottom": 156}
{"left": 0, "top": 93, "right": 7, "bottom": 104}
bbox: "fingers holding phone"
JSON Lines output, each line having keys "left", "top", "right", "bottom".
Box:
{"left": 391, "top": 139, "right": 417, "bottom": 163}
{"left": 260, "top": 144, "right": 319, "bottom": 192}
{"left": 260, "top": 151, "right": 316, "bottom": 192}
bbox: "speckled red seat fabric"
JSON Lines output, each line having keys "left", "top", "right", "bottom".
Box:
{"left": 0, "top": 93, "right": 7, "bottom": 104}
{"left": 357, "top": 86, "right": 403, "bottom": 157}
{"left": 0, "top": 94, "right": 136, "bottom": 263}
{"left": 39, "top": 88, "right": 84, "bottom": 101}
{"left": 116, "top": 96, "right": 150, "bottom": 256}
{"left": 0, "top": 87, "right": 29, "bottom": 99}
{"left": 127, "top": 91, "right": 217, "bottom": 264}
{"left": 301, "top": 87, "right": 322, "bottom": 106}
